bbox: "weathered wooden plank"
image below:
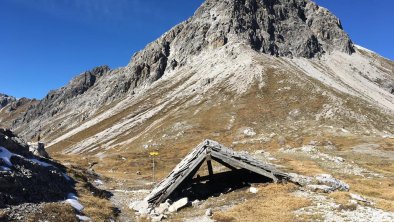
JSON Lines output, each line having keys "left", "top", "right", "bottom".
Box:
{"left": 211, "top": 151, "right": 278, "bottom": 182}
{"left": 145, "top": 142, "right": 208, "bottom": 205}
{"left": 212, "top": 156, "right": 238, "bottom": 171}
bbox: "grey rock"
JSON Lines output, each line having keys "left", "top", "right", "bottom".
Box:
{"left": 191, "top": 199, "right": 201, "bottom": 207}
{"left": 155, "top": 202, "right": 170, "bottom": 214}
{"left": 315, "top": 174, "right": 349, "bottom": 191}
{"left": 28, "top": 142, "right": 49, "bottom": 158}
{"left": 350, "top": 193, "right": 373, "bottom": 205}
{"left": 306, "top": 184, "right": 333, "bottom": 193}
{"left": 0, "top": 129, "right": 75, "bottom": 207}
{"left": 205, "top": 208, "right": 213, "bottom": 216}
{"left": 0, "top": 94, "right": 16, "bottom": 109}
{"left": 168, "top": 197, "right": 188, "bottom": 213}
{"left": 277, "top": 136, "right": 286, "bottom": 146}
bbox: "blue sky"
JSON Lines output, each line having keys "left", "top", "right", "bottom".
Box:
{"left": 1, "top": 0, "right": 393, "bottom": 99}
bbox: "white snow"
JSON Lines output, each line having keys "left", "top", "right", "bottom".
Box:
{"left": 66, "top": 193, "right": 84, "bottom": 212}
{"left": 62, "top": 172, "right": 72, "bottom": 181}
{"left": 0, "top": 166, "right": 11, "bottom": 171}
{"left": 0, "top": 146, "right": 15, "bottom": 166}
{"left": 94, "top": 179, "right": 104, "bottom": 185}
{"left": 76, "top": 215, "right": 91, "bottom": 221}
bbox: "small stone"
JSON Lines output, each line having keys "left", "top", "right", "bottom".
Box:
{"left": 155, "top": 202, "right": 170, "bottom": 214}
{"left": 243, "top": 128, "right": 256, "bottom": 137}
{"left": 277, "top": 136, "right": 286, "bottom": 146}
{"left": 205, "top": 208, "right": 213, "bottom": 216}
{"left": 130, "top": 200, "right": 149, "bottom": 214}
{"left": 306, "top": 184, "right": 333, "bottom": 193}
{"left": 151, "top": 214, "right": 165, "bottom": 222}
{"left": 350, "top": 193, "right": 372, "bottom": 205}
{"left": 308, "top": 140, "right": 319, "bottom": 146}
{"left": 168, "top": 197, "right": 188, "bottom": 213}
{"left": 249, "top": 187, "right": 258, "bottom": 194}
{"left": 191, "top": 199, "right": 201, "bottom": 207}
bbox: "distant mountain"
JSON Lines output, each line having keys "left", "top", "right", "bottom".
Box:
{"left": 0, "top": 94, "right": 16, "bottom": 109}
{"left": 1, "top": 0, "right": 393, "bottom": 155}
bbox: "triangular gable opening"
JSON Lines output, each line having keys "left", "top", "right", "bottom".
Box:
{"left": 167, "top": 168, "right": 273, "bottom": 202}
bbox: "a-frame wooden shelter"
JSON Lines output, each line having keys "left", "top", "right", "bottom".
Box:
{"left": 145, "top": 140, "right": 290, "bottom": 206}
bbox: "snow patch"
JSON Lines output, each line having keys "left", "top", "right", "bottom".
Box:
{"left": 94, "top": 179, "right": 104, "bottom": 185}
{"left": 66, "top": 193, "right": 84, "bottom": 212}
{"left": 76, "top": 215, "right": 91, "bottom": 221}
{"left": 0, "top": 166, "right": 11, "bottom": 171}
{"left": 0, "top": 146, "right": 15, "bottom": 166}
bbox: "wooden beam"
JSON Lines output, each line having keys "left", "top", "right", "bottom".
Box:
{"left": 212, "top": 156, "right": 237, "bottom": 171}
{"left": 211, "top": 151, "right": 278, "bottom": 182}
{"left": 207, "top": 160, "right": 214, "bottom": 178}
{"left": 206, "top": 147, "right": 214, "bottom": 178}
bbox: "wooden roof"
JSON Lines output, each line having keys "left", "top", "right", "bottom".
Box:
{"left": 145, "top": 139, "right": 290, "bottom": 206}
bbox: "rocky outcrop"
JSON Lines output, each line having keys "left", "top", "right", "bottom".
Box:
{"left": 17, "top": 65, "right": 110, "bottom": 125}
{"left": 0, "top": 129, "right": 75, "bottom": 208}
{"left": 0, "top": 97, "right": 38, "bottom": 131}
{"left": 0, "top": 94, "right": 16, "bottom": 109}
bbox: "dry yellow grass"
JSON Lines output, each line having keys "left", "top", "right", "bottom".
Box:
{"left": 213, "top": 184, "right": 311, "bottom": 222}
{"left": 283, "top": 157, "right": 326, "bottom": 176}
{"left": 42, "top": 60, "right": 394, "bottom": 221}
{"left": 26, "top": 203, "right": 78, "bottom": 222}
{"left": 345, "top": 178, "right": 394, "bottom": 211}
{"left": 79, "top": 194, "right": 115, "bottom": 221}
{"left": 329, "top": 192, "right": 351, "bottom": 206}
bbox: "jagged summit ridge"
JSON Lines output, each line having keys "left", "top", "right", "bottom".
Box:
{"left": 187, "top": 0, "right": 354, "bottom": 58}
{"left": 121, "top": 0, "right": 355, "bottom": 96}
{"left": 123, "top": 0, "right": 355, "bottom": 93}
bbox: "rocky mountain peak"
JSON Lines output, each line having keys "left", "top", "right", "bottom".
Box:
{"left": 123, "top": 0, "right": 355, "bottom": 88}
{"left": 190, "top": 0, "right": 354, "bottom": 58}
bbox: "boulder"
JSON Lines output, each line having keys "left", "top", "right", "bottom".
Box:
{"left": 130, "top": 200, "right": 149, "bottom": 215}
{"left": 155, "top": 202, "right": 170, "bottom": 214}
{"left": 29, "top": 142, "right": 49, "bottom": 158}
{"left": 168, "top": 197, "right": 188, "bottom": 213}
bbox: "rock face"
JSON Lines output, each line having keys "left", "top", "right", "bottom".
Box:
{"left": 0, "top": 94, "right": 16, "bottom": 109}
{"left": 188, "top": 0, "right": 354, "bottom": 58}
{"left": 0, "top": 129, "right": 75, "bottom": 208}
{"left": 17, "top": 65, "right": 110, "bottom": 125}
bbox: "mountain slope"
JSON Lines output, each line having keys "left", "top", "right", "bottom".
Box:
{"left": 4, "top": 0, "right": 361, "bottom": 140}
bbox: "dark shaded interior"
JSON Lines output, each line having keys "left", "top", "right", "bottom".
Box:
{"left": 168, "top": 168, "right": 272, "bottom": 202}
